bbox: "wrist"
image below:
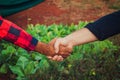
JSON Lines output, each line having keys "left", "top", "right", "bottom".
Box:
{"left": 34, "top": 41, "right": 46, "bottom": 54}
{"left": 34, "top": 41, "right": 55, "bottom": 56}
{"left": 62, "top": 37, "right": 74, "bottom": 48}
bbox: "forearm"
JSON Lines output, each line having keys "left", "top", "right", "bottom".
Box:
{"left": 35, "top": 39, "right": 56, "bottom": 56}
{"left": 64, "top": 28, "right": 98, "bottom": 46}
{"left": 65, "top": 10, "right": 120, "bottom": 47}
{"left": 0, "top": 16, "right": 38, "bottom": 51}
{"left": 34, "top": 41, "right": 48, "bottom": 55}
{"left": 86, "top": 10, "right": 120, "bottom": 40}
{"left": 0, "top": 16, "right": 56, "bottom": 56}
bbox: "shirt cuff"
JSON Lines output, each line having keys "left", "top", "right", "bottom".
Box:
{"left": 0, "top": 16, "right": 38, "bottom": 51}
{"left": 85, "top": 23, "right": 104, "bottom": 40}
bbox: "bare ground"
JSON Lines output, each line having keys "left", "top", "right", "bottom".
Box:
{"left": 5, "top": 0, "right": 116, "bottom": 29}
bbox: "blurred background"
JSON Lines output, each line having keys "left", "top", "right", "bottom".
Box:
{"left": 1, "top": 0, "right": 120, "bottom": 80}
{"left": 5, "top": 0, "right": 120, "bottom": 46}
{"left": 5, "top": 0, "right": 120, "bottom": 28}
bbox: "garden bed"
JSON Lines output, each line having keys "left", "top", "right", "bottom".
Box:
{"left": 0, "top": 22, "right": 119, "bottom": 80}
{"left": 1, "top": 0, "right": 120, "bottom": 79}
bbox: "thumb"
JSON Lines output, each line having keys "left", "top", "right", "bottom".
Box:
{"left": 47, "top": 56, "right": 52, "bottom": 59}
{"left": 54, "top": 38, "right": 62, "bottom": 53}
{"left": 49, "top": 38, "right": 57, "bottom": 46}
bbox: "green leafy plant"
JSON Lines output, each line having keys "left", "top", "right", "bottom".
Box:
{"left": 0, "top": 22, "right": 119, "bottom": 80}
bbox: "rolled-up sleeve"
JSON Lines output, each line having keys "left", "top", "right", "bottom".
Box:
{"left": 0, "top": 16, "right": 38, "bottom": 51}
{"left": 85, "top": 10, "right": 120, "bottom": 40}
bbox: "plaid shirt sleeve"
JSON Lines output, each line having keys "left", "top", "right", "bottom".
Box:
{"left": 0, "top": 16, "right": 38, "bottom": 51}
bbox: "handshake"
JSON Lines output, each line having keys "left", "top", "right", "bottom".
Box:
{"left": 35, "top": 38, "right": 73, "bottom": 61}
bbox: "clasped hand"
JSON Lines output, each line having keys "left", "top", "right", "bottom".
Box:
{"left": 39, "top": 38, "right": 73, "bottom": 61}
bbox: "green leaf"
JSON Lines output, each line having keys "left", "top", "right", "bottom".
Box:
{"left": 16, "top": 56, "right": 29, "bottom": 69}
{"left": 9, "top": 65, "right": 24, "bottom": 77}
{"left": 16, "top": 48, "right": 30, "bottom": 58}
{"left": 24, "top": 61, "right": 35, "bottom": 75}
{"left": 1, "top": 50, "right": 8, "bottom": 55}
{"left": 0, "top": 64, "right": 7, "bottom": 74}
{"left": 38, "top": 59, "right": 50, "bottom": 70}
{"left": 7, "top": 46, "right": 16, "bottom": 53}
{"left": 31, "top": 53, "right": 42, "bottom": 61}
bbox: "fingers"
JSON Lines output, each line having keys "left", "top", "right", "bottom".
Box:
{"left": 59, "top": 45, "right": 72, "bottom": 53}
{"left": 58, "top": 51, "right": 70, "bottom": 58}
{"left": 47, "top": 38, "right": 73, "bottom": 61}
{"left": 53, "top": 55, "right": 64, "bottom": 61}
{"left": 48, "top": 55, "right": 64, "bottom": 61}
{"left": 47, "top": 38, "right": 58, "bottom": 56}
{"left": 58, "top": 45, "right": 73, "bottom": 58}
{"left": 54, "top": 38, "right": 72, "bottom": 53}
{"left": 47, "top": 56, "right": 52, "bottom": 59}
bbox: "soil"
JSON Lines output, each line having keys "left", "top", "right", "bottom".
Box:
{"left": 5, "top": 0, "right": 117, "bottom": 29}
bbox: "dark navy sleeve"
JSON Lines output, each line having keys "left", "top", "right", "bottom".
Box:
{"left": 85, "top": 10, "right": 120, "bottom": 40}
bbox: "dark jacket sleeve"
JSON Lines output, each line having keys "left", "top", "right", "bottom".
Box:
{"left": 85, "top": 10, "right": 120, "bottom": 40}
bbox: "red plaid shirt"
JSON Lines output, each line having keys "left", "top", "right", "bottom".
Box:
{"left": 0, "top": 16, "right": 38, "bottom": 51}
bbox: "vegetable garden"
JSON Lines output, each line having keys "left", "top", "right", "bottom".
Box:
{"left": 0, "top": 22, "right": 120, "bottom": 80}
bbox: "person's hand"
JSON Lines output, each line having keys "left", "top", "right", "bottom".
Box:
{"left": 47, "top": 55, "right": 64, "bottom": 61}
{"left": 49, "top": 38, "right": 72, "bottom": 57}
{"left": 54, "top": 37, "right": 73, "bottom": 55}
{"left": 34, "top": 39, "right": 56, "bottom": 56}
{"left": 48, "top": 38, "right": 73, "bottom": 61}
{"left": 35, "top": 38, "right": 72, "bottom": 58}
